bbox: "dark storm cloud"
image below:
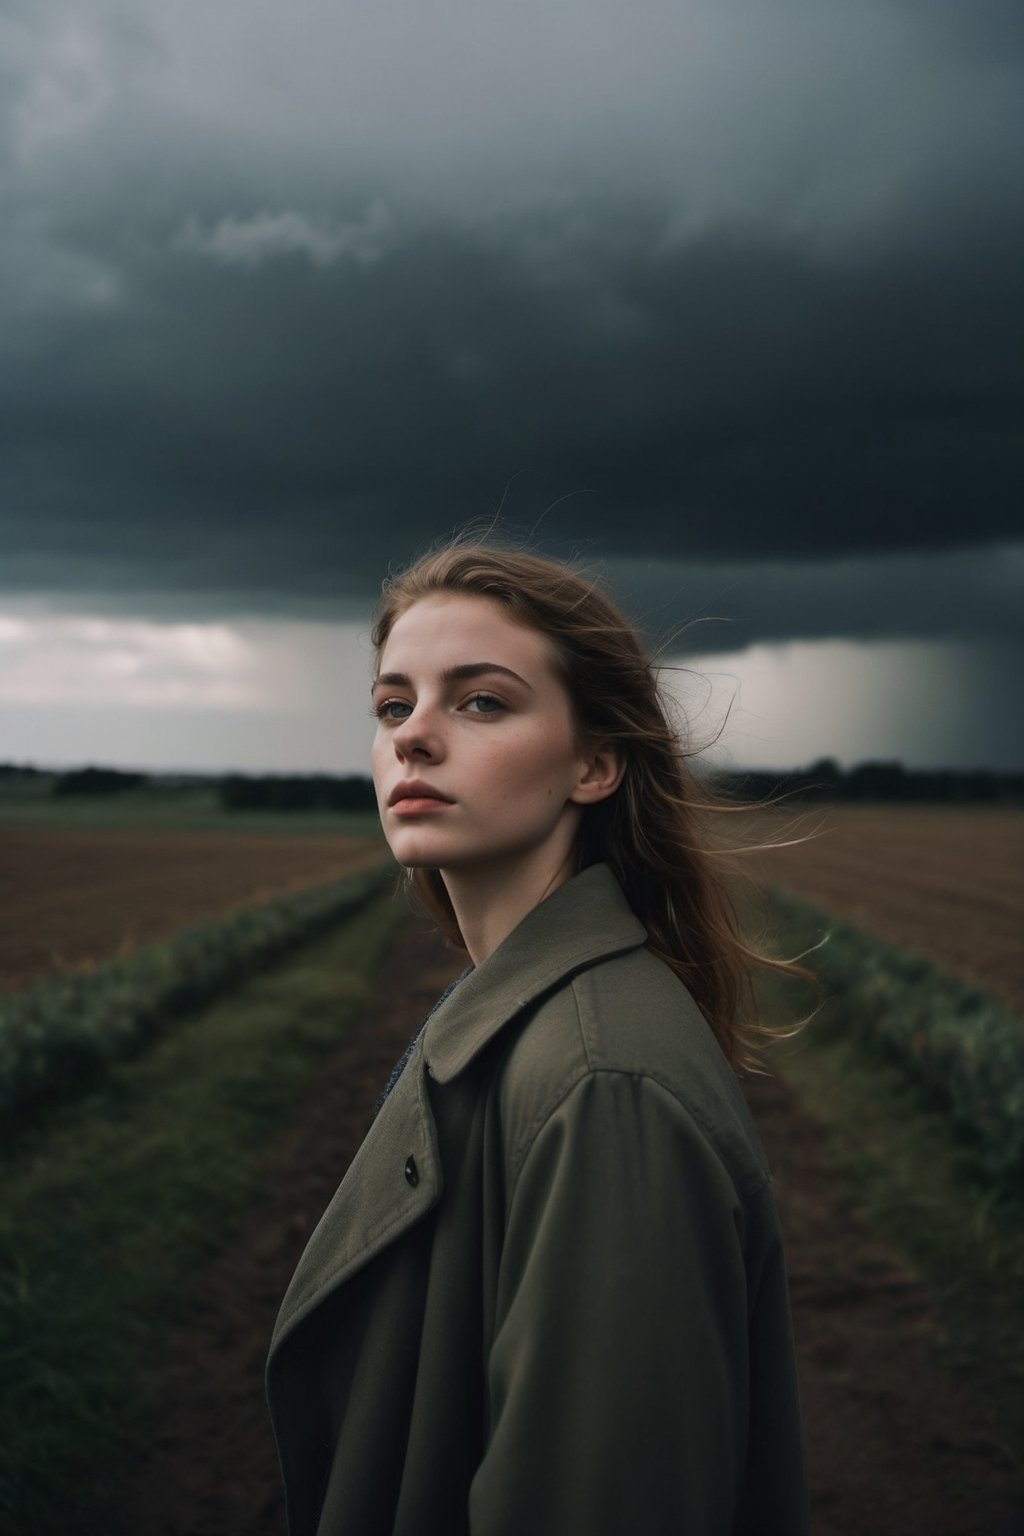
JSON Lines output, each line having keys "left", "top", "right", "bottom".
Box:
{"left": 2, "top": 0, "right": 1023, "bottom": 642}
{"left": 605, "top": 545, "right": 1024, "bottom": 654}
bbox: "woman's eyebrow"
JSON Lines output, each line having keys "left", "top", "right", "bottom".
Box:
{"left": 372, "top": 662, "right": 533, "bottom": 691}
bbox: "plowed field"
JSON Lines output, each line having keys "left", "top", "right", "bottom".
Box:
{"left": 5, "top": 807, "right": 1021, "bottom": 1010}
{"left": 0, "top": 826, "right": 386, "bottom": 994}
{"left": 737, "top": 805, "right": 1024, "bottom": 1013}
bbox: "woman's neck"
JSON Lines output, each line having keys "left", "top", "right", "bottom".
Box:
{"left": 441, "top": 844, "right": 578, "bottom": 966}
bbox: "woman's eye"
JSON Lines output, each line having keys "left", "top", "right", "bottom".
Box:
{"left": 376, "top": 699, "right": 413, "bottom": 721}
{"left": 464, "top": 693, "right": 505, "bottom": 715}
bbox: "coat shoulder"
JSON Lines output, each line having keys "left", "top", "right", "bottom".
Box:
{"left": 495, "top": 944, "right": 772, "bottom": 1200}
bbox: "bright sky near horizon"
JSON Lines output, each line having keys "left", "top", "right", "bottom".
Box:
{"left": 1, "top": 604, "right": 1018, "bottom": 775}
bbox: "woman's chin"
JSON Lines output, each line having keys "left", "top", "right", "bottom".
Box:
{"left": 386, "top": 833, "right": 454, "bottom": 869}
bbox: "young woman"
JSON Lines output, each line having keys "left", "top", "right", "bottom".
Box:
{"left": 267, "top": 543, "right": 810, "bottom": 1536}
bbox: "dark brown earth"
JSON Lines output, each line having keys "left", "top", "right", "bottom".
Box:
{"left": 0, "top": 826, "right": 384, "bottom": 994}
{"left": 741, "top": 806, "right": 1024, "bottom": 1015}
{"left": 108, "top": 917, "right": 1024, "bottom": 1536}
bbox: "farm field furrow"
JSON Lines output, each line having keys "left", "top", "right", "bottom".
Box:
{"left": 767, "top": 820, "right": 1024, "bottom": 879}
{"left": 746, "top": 822, "right": 1024, "bottom": 890}
{"left": 0, "top": 825, "right": 386, "bottom": 994}
{"left": 757, "top": 866, "right": 1022, "bottom": 925}
{"left": 747, "top": 804, "right": 1021, "bottom": 856}
{"left": 735, "top": 806, "right": 1024, "bottom": 1014}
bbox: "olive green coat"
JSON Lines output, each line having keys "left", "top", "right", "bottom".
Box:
{"left": 266, "top": 864, "right": 809, "bottom": 1535}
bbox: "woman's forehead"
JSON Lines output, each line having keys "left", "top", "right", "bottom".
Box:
{"left": 379, "top": 593, "right": 559, "bottom": 675}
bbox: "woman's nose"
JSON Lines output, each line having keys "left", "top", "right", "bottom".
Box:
{"left": 391, "top": 706, "right": 444, "bottom": 761}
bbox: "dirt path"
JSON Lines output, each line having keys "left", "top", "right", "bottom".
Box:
{"left": 746, "top": 1069, "right": 1023, "bottom": 1535}
{"left": 108, "top": 919, "right": 1023, "bottom": 1536}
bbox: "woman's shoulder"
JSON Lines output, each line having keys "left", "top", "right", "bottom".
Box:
{"left": 495, "top": 943, "right": 772, "bottom": 1199}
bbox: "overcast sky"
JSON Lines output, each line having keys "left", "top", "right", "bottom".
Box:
{"left": 1, "top": 0, "right": 1022, "bottom": 772}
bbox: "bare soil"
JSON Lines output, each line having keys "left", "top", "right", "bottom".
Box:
{"left": 107, "top": 917, "right": 1024, "bottom": 1536}
{"left": 0, "top": 826, "right": 384, "bottom": 994}
{"left": 740, "top": 805, "right": 1024, "bottom": 1013}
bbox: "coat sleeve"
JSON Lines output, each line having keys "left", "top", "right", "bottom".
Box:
{"left": 468, "top": 1069, "right": 752, "bottom": 1536}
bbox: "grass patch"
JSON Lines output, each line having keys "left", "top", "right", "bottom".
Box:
{"left": 2, "top": 865, "right": 391, "bottom": 1135}
{"left": 0, "top": 778, "right": 383, "bottom": 837}
{"left": 0, "top": 884, "right": 406, "bottom": 1531}
{"left": 760, "top": 949, "right": 1024, "bottom": 1462}
{"left": 768, "top": 892, "right": 1024, "bottom": 1194}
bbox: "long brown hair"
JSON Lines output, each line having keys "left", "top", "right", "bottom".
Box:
{"left": 371, "top": 538, "right": 806, "bottom": 1072}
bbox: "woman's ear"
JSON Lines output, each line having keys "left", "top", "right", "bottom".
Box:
{"left": 569, "top": 742, "right": 625, "bottom": 806}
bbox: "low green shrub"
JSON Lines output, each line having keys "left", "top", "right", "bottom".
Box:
{"left": 0, "top": 886, "right": 404, "bottom": 1532}
{"left": 771, "top": 891, "right": 1024, "bottom": 1197}
{"left": 0, "top": 863, "right": 392, "bottom": 1138}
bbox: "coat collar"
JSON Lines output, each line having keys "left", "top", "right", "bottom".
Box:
{"left": 423, "top": 862, "right": 648, "bottom": 1083}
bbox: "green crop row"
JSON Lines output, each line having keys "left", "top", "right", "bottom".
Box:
{"left": 771, "top": 891, "right": 1024, "bottom": 1197}
{"left": 0, "top": 861, "right": 393, "bottom": 1139}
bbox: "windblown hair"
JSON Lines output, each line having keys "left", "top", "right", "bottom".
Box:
{"left": 371, "top": 539, "right": 806, "bottom": 1072}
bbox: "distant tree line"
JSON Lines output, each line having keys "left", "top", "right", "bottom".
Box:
{"left": 2, "top": 760, "right": 1020, "bottom": 806}
{"left": 220, "top": 773, "right": 377, "bottom": 812}
{"left": 715, "top": 758, "right": 1024, "bottom": 805}
{"left": 52, "top": 766, "right": 148, "bottom": 797}
{"left": 0, "top": 763, "right": 378, "bottom": 809}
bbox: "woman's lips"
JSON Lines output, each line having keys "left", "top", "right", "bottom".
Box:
{"left": 388, "top": 781, "right": 455, "bottom": 815}
{"left": 390, "top": 796, "right": 454, "bottom": 816}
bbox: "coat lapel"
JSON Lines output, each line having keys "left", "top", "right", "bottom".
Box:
{"left": 269, "top": 1032, "right": 442, "bottom": 1354}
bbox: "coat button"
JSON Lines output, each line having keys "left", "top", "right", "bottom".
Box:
{"left": 404, "top": 1155, "right": 419, "bottom": 1187}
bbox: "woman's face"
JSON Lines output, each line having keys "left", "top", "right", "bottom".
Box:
{"left": 371, "top": 593, "right": 591, "bottom": 877}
